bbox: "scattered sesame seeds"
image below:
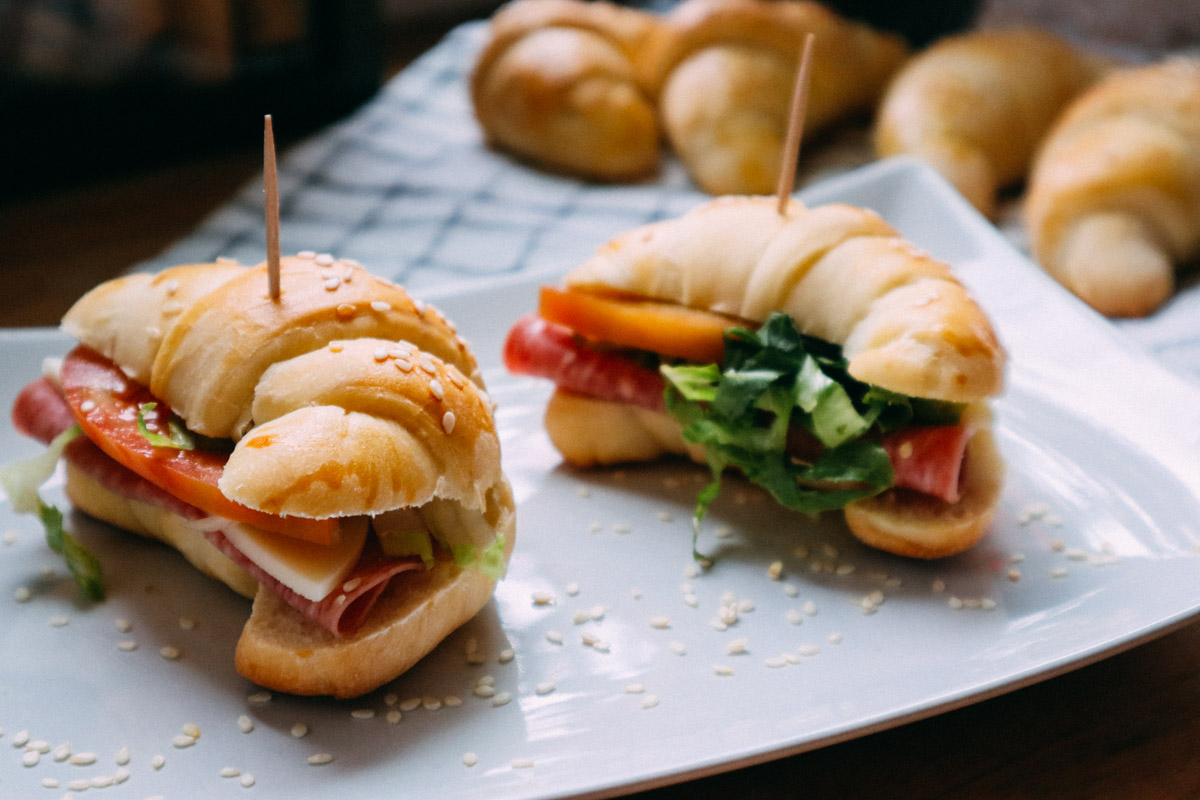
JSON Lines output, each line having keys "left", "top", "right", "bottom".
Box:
{"left": 1008, "top": 569, "right": 1022, "bottom": 582}
{"left": 765, "top": 656, "right": 788, "bottom": 668}
{"left": 241, "top": 773, "right": 257, "bottom": 787}
{"left": 342, "top": 577, "right": 363, "bottom": 593}
{"left": 1051, "top": 567, "right": 1070, "bottom": 579}
{"left": 152, "top": 754, "right": 165, "bottom": 770}
{"left": 386, "top": 711, "right": 402, "bottom": 725}
{"left": 323, "top": 277, "right": 342, "bottom": 291}
{"left": 1050, "top": 538, "right": 1066, "bottom": 552}
{"left": 948, "top": 597, "right": 965, "bottom": 610}
{"left": 566, "top": 582, "right": 581, "bottom": 596}
{"left": 512, "top": 758, "right": 535, "bottom": 769}
{"left": 546, "top": 630, "right": 564, "bottom": 645}
{"left": 429, "top": 378, "right": 445, "bottom": 400}
{"left": 49, "top": 614, "right": 70, "bottom": 627}
{"left": 767, "top": 561, "right": 784, "bottom": 581}
{"left": 588, "top": 522, "right": 603, "bottom": 533}
{"left": 725, "top": 638, "right": 749, "bottom": 655}
{"left": 336, "top": 303, "right": 356, "bottom": 319}
{"left": 491, "top": 691, "right": 513, "bottom": 707}
{"left": 571, "top": 609, "right": 591, "bottom": 625}
{"left": 624, "top": 683, "right": 645, "bottom": 694}
{"left": 613, "top": 523, "right": 631, "bottom": 534}
{"left": 291, "top": 723, "right": 309, "bottom": 739}
{"left": 41, "top": 778, "right": 59, "bottom": 789}
{"left": 828, "top": 632, "right": 843, "bottom": 645}
{"left": 115, "top": 745, "right": 130, "bottom": 765}
{"left": 237, "top": 715, "right": 254, "bottom": 734}
{"left": 314, "top": 253, "right": 335, "bottom": 266}
{"left": 68, "top": 778, "right": 91, "bottom": 791}
{"left": 463, "top": 752, "right": 479, "bottom": 767}
{"left": 641, "top": 695, "right": 660, "bottom": 709}
{"left": 159, "top": 645, "right": 181, "bottom": 660}
{"left": 670, "top": 641, "right": 688, "bottom": 655}
{"left": 13, "top": 587, "right": 30, "bottom": 603}
{"left": 373, "top": 346, "right": 389, "bottom": 362}
{"left": 53, "top": 742, "right": 71, "bottom": 761}
{"left": 656, "top": 511, "right": 674, "bottom": 523}
{"left": 649, "top": 616, "right": 671, "bottom": 629}
{"left": 179, "top": 616, "right": 195, "bottom": 630}
{"left": 172, "top": 735, "right": 195, "bottom": 749}
{"left": 351, "top": 708, "right": 375, "bottom": 720}
{"left": 474, "top": 684, "right": 496, "bottom": 699}
{"left": 442, "top": 411, "right": 456, "bottom": 434}
{"left": 247, "top": 691, "right": 272, "bottom": 704}
{"left": 69, "top": 752, "right": 97, "bottom": 765}
{"left": 307, "top": 753, "right": 334, "bottom": 766}
{"left": 498, "top": 648, "right": 515, "bottom": 664}
{"left": 535, "top": 681, "right": 556, "bottom": 696}
{"left": 117, "top": 640, "right": 138, "bottom": 652}
{"left": 220, "top": 767, "right": 241, "bottom": 778}
{"left": 399, "top": 697, "right": 423, "bottom": 712}
{"left": 22, "top": 749, "right": 39, "bottom": 767}
{"left": 797, "top": 644, "right": 821, "bottom": 657}
{"left": 422, "top": 697, "right": 442, "bottom": 711}
{"left": 713, "top": 664, "right": 735, "bottom": 676}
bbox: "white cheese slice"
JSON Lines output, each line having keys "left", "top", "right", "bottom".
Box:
{"left": 215, "top": 516, "right": 368, "bottom": 602}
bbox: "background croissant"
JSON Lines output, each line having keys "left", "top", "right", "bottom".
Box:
{"left": 645, "top": 0, "right": 908, "bottom": 195}
{"left": 1025, "top": 57, "right": 1200, "bottom": 317}
{"left": 470, "top": 0, "right": 662, "bottom": 181}
{"left": 874, "top": 28, "right": 1111, "bottom": 218}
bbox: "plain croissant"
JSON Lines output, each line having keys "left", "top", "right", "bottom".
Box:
{"left": 470, "top": 0, "right": 662, "bottom": 181}
{"left": 1026, "top": 57, "right": 1200, "bottom": 317}
{"left": 644, "top": 0, "right": 908, "bottom": 195}
{"left": 874, "top": 28, "right": 1111, "bottom": 218}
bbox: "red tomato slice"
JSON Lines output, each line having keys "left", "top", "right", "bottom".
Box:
{"left": 538, "top": 286, "right": 744, "bottom": 365}
{"left": 60, "top": 346, "right": 337, "bottom": 545}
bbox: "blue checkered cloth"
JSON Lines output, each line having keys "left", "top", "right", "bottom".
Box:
{"left": 137, "top": 19, "right": 1200, "bottom": 386}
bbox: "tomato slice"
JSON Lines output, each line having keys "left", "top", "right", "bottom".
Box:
{"left": 60, "top": 346, "right": 337, "bottom": 545}
{"left": 538, "top": 286, "right": 745, "bottom": 364}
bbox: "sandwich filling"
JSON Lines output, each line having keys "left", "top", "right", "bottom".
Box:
{"left": 505, "top": 286, "right": 977, "bottom": 524}
{"left": 11, "top": 346, "right": 506, "bottom": 637}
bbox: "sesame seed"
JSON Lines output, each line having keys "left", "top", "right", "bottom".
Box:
{"left": 725, "top": 638, "right": 749, "bottom": 655}
{"left": 641, "top": 695, "right": 660, "bottom": 709}
{"left": 473, "top": 685, "right": 496, "bottom": 698}
{"left": 828, "top": 632, "right": 843, "bottom": 645}
{"left": 22, "top": 750, "right": 39, "bottom": 767}
{"left": 68, "top": 779, "right": 91, "bottom": 791}
{"left": 512, "top": 758, "right": 535, "bottom": 769}
{"left": 336, "top": 303, "right": 356, "bottom": 318}
{"left": 395, "top": 358, "right": 413, "bottom": 372}
{"left": 53, "top": 742, "right": 71, "bottom": 761}
{"left": 498, "top": 648, "right": 515, "bottom": 664}
{"left": 581, "top": 631, "right": 599, "bottom": 647}
{"left": 351, "top": 708, "right": 375, "bottom": 720}
{"left": 315, "top": 254, "right": 335, "bottom": 266}
{"left": 571, "top": 609, "right": 590, "bottom": 624}
{"left": 765, "top": 656, "right": 787, "bottom": 668}
{"left": 419, "top": 356, "right": 438, "bottom": 375}
{"left": 624, "top": 683, "right": 645, "bottom": 694}
{"left": 298, "top": 250, "right": 316, "bottom": 259}
{"left": 1050, "top": 538, "right": 1066, "bottom": 552}
{"left": 172, "top": 735, "right": 195, "bottom": 749}
{"left": 785, "top": 609, "right": 803, "bottom": 625}
{"left": 442, "top": 411, "right": 456, "bottom": 434}
{"left": 565, "top": 582, "right": 580, "bottom": 596}
{"left": 152, "top": 754, "right": 165, "bottom": 769}
{"left": 115, "top": 745, "right": 130, "bottom": 765}
{"left": 422, "top": 697, "right": 442, "bottom": 711}
{"left": 803, "top": 600, "right": 818, "bottom": 616}
{"left": 41, "top": 778, "right": 59, "bottom": 789}
{"left": 590, "top": 605, "right": 606, "bottom": 620}
{"left": 399, "top": 697, "right": 422, "bottom": 712}
{"left": 117, "top": 640, "right": 138, "bottom": 652}
{"left": 546, "top": 630, "right": 564, "bottom": 645}
{"left": 1051, "top": 567, "right": 1069, "bottom": 578}
{"left": 649, "top": 616, "right": 671, "bottom": 629}
{"left": 710, "top": 619, "right": 728, "bottom": 631}
{"left": 291, "top": 723, "right": 309, "bottom": 738}
{"left": 159, "top": 645, "right": 180, "bottom": 660}
{"left": 342, "top": 577, "right": 363, "bottom": 593}
{"left": 164, "top": 279, "right": 180, "bottom": 294}
{"left": 13, "top": 587, "right": 30, "bottom": 602}
{"left": 613, "top": 523, "right": 631, "bottom": 534}
{"left": 492, "top": 691, "right": 513, "bottom": 707}
{"left": 463, "top": 752, "right": 478, "bottom": 767}
{"left": 413, "top": 299, "right": 426, "bottom": 314}
{"left": 1008, "top": 569, "right": 1022, "bottom": 582}
{"left": 713, "top": 664, "right": 735, "bottom": 676}
{"left": 948, "top": 596, "right": 965, "bottom": 610}
{"left": 27, "top": 740, "right": 50, "bottom": 753}
{"left": 69, "top": 752, "right": 96, "bottom": 765}
{"left": 592, "top": 640, "right": 611, "bottom": 652}
{"left": 684, "top": 593, "right": 699, "bottom": 608}
{"left": 323, "top": 278, "right": 341, "bottom": 291}
{"left": 307, "top": 753, "right": 334, "bottom": 766}
{"left": 386, "top": 711, "right": 402, "bottom": 725}
{"left": 1065, "top": 548, "right": 1089, "bottom": 561}
{"left": 657, "top": 511, "right": 673, "bottom": 522}
{"left": 236, "top": 715, "right": 253, "bottom": 733}
{"left": 370, "top": 301, "right": 392, "bottom": 312}
{"left": 241, "top": 773, "right": 256, "bottom": 787}
{"left": 670, "top": 641, "right": 687, "bottom": 655}
{"left": 535, "top": 681, "right": 556, "bottom": 695}
{"left": 373, "top": 347, "right": 389, "bottom": 362}
{"left": 220, "top": 767, "right": 241, "bottom": 778}
{"left": 797, "top": 644, "right": 821, "bottom": 657}
{"left": 767, "top": 561, "right": 783, "bottom": 580}
{"left": 49, "top": 614, "right": 69, "bottom": 627}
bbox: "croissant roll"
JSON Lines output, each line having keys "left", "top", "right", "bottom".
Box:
{"left": 643, "top": 0, "right": 908, "bottom": 195}
{"left": 1025, "top": 58, "right": 1200, "bottom": 317}
{"left": 568, "top": 196, "right": 1004, "bottom": 403}
{"left": 471, "top": 0, "right": 661, "bottom": 181}
{"left": 874, "top": 28, "right": 1111, "bottom": 217}
{"left": 62, "top": 254, "right": 480, "bottom": 440}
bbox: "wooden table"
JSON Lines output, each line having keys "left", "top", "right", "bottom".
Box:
{"left": 3, "top": 11, "right": 1199, "bottom": 800}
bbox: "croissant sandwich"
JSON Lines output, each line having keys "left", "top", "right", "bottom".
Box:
{"left": 8, "top": 254, "right": 516, "bottom": 698}
{"left": 505, "top": 197, "right": 1006, "bottom": 558}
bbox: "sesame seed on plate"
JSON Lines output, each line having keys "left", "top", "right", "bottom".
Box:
{"left": 53, "top": 742, "right": 70, "bottom": 761}
{"left": 423, "top": 697, "right": 442, "bottom": 711}
{"left": 219, "top": 767, "right": 241, "bottom": 778}
{"left": 473, "top": 684, "right": 496, "bottom": 698}
{"left": 117, "top": 640, "right": 138, "bottom": 652}
{"left": 172, "top": 735, "right": 195, "bottom": 749}
{"left": 237, "top": 716, "right": 254, "bottom": 733}
{"left": 571, "top": 609, "right": 590, "bottom": 625}
{"left": 291, "top": 723, "right": 309, "bottom": 738}
{"left": 68, "top": 778, "right": 91, "bottom": 791}
{"left": 713, "top": 664, "right": 735, "bottom": 676}
{"left": 1051, "top": 567, "right": 1069, "bottom": 578}
{"left": 649, "top": 616, "right": 671, "bottom": 629}
{"left": 159, "top": 645, "right": 181, "bottom": 660}
{"left": 765, "top": 656, "right": 787, "bottom": 668}
{"left": 535, "top": 681, "right": 556, "bottom": 695}
{"left": 49, "top": 614, "right": 69, "bottom": 627}
{"left": 248, "top": 691, "right": 272, "bottom": 704}
{"left": 624, "top": 683, "right": 645, "bottom": 694}
{"left": 498, "top": 648, "right": 515, "bottom": 664}
{"left": 307, "top": 753, "right": 334, "bottom": 766}
{"left": 152, "top": 754, "right": 165, "bottom": 769}
{"left": 69, "top": 751, "right": 97, "bottom": 765}
{"left": 22, "top": 750, "right": 39, "bottom": 767}
{"left": 828, "top": 632, "right": 843, "bottom": 645}
{"left": 41, "top": 778, "right": 59, "bottom": 789}
{"left": 725, "top": 637, "right": 749, "bottom": 655}
{"left": 387, "top": 711, "right": 402, "bottom": 725}
{"left": 241, "top": 773, "right": 257, "bottom": 787}
{"left": 491, "top": 691, "right": 513, "bottom": 707}
{"left": 766, "top": 561, "right": 783, "bottom": 580}
{"left": 463, "top": 752, "right": 478, "bottom": 767}
{"left": 546, "top": 630, "right": 564, "bottom": 645}
{"left": 351, "top": 708, "right": 375, "bottom": 720}
{"left": 797, "top": 644, "right": 821, "bottom": 657}
{"left": 512, "top": 758, "right": 534, "bottom": 769}
{"left": 641, "top": 695, "right": 660, "bottom": 709}
{"left": 785, "top": 609, "right": 803, "bottom": 625}
{"left": 13, "top": 587, "right": 30, "bottom": 603}
{"left": 399, "top": 697, "right": 422, "bottom": 712}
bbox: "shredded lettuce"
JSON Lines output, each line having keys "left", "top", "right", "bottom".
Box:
{"left": 450, "top": 534, "right": 508, "bottom": 580}
{"left": 661, "top": 313, "right": 962, "bottom": 544}
{"left": 137, "top": 402, "right": 195, "bottom": 450}
{"left": 1, "top": 425, "right": 105, "bottom": 601}
{"left": 378, "top": 527, "right": 436, "bottom": 569}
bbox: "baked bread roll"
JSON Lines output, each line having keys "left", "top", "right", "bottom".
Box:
{"left": 644, "top": 0, "right": 908, "bottom": 195}
{"left": 18, "top": 254, "right": 516, "bottom": 697}
{"left": 874, "top": 28, "right": 1111, "bottom": 218}
{"left": 509, "top": 196, "right": 1006, "bottom": 558}
{"left": 471, "top": 0, "right": 661, "bottom": 181}
{"left": 1025, "top": 57, "right": 1200, "bottom": 317}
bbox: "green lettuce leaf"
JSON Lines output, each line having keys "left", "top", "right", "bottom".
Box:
{"left": 450, "top": 534, "right": 508, "bottom": 580}
{"left": 137, "top": 402, "right": 195, "bottom": 450}
{"left": 661, "top": 313, "right": 962, "bottom": 537}
{"left": 1, "top": 425, "right": 105, "bottom": 601}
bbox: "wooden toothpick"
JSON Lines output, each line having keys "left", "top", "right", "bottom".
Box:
{"left": 264, "top": 114, "right": 281, "bottom": 300}
{"left": 775, "top": 33, "right": 816, "bottom": 216}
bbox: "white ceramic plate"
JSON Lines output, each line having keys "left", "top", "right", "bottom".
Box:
{"left": 3, "top": 159, "right": 1200, "bottom": 800}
